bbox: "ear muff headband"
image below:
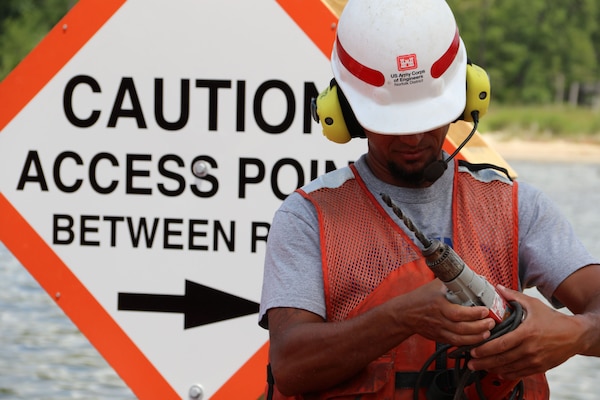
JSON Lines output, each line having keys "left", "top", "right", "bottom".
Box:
{"left": 311, "top": 79, "right": 366, "bottom": 144}
{"left": 312, "top": 64, "right": 491, "bottom": 143}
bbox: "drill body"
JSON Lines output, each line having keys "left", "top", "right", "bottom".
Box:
{"left": 422, "top": 239, "right": 511, "bottom": 323}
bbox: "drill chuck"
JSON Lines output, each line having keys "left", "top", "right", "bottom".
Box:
{"left": 422, "top": 239, "right": 464, "bottom": 282}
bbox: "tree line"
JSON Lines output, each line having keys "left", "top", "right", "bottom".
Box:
{"left": 448, "top": 0, "right": 600, "bottom": 105}
{"left": 1, "top": 0, "right": 599, "bottom": 106}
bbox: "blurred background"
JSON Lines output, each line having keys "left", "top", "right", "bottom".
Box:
{"left": 1, "top": 1, "right": 599, "bottom": 399}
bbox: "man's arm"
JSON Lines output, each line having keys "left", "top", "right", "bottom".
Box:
{"left": 268, "top": 279, "right": 495, "bottom": 396}
{"left": 468, "top": 264, "right": 600, "bottom": 378}
{"left": 553, "top": 263, "right": 600, "bottom": 355}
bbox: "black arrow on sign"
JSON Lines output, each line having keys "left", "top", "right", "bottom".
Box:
{"left": 117, "top": 280, "right": 259, "bottom": 329}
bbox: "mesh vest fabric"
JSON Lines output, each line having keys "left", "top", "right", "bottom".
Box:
{"left": 301, "top": 164, "right": 518, "bottom": 323}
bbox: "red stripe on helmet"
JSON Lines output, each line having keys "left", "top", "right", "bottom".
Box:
{"left": 431, "top": 27, "right": 460, "bottom": 78}
{"left": 336, "top": 36, "right": 385, "bottom": 87}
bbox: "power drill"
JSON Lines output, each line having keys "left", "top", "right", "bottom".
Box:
{"left": 380, "top": 193, "right": 511, "bottom": 321}
{"left": 381, "top": 194, "right": 520, "bottom": 400}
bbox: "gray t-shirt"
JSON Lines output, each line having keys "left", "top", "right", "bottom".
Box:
{"left": 259, "top": 155, "right": 598, "bottom": 328}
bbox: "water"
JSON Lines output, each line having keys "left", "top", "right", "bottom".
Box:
{"left": 1, "top": 161, "right": 600, "bottom": 399}
{"left": 511, "top": 160, "right": 600, "bottom": 400}
{"left": 0, "top": 247, "right": 136, "bottom": 399}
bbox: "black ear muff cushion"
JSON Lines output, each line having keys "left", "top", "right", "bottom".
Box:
{"left": 333, "top": 81, "right": 366, "bottom": 139}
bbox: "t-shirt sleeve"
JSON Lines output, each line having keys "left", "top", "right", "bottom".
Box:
{"left": 518, "top": 182, "right": 599, "bottom": 307}
{"left": 258, "top": 192, "right": 326, "bottom": 329}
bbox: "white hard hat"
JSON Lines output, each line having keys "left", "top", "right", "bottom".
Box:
{"left": 331, "top": 0, "right": 467, "bottom": 135}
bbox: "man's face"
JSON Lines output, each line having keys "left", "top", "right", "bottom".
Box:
{"left": 364, "top": 125, "right": 449, "bottom": 188}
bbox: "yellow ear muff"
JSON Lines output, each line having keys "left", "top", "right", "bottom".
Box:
{"left": 313, "top": 84, "right": 352, "bottom": 144}
{"left": 464, "top": 63, "right": 491, "bottom": 122}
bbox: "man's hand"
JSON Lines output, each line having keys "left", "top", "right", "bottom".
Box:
{"left": 468, "top": 285, "right": 584, "bottom": 380}
{"left": 401, "top": 279, "right": 495, "bottom": 346}
{"left": 267, "top": 279, "right": 495, "bottom": 395}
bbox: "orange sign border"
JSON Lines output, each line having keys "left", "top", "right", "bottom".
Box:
{"left": 0, "top": 0, "right": 175, "bottom": 398}
{"left": 0, "top": 0, "right": 340, "bottom": 399}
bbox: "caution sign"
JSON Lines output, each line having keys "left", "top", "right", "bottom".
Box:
{"left": 0, "top": 0, "right": 365, "bottom": 398}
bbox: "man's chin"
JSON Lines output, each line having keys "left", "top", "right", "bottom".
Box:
{"left": 388, "top": 162, "right": 427, "bottom": 185}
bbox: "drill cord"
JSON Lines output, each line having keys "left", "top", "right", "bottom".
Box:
{"left": 413, "top": 301, "right": 524, "bottom": 400}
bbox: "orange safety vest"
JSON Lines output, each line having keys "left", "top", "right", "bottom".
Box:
{"left": 266, "top": 162, "right": 549, "bottom": 400}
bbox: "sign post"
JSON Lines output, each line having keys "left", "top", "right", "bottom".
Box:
{"left": 0, "top": 0, "right": 366, "bottom": 398}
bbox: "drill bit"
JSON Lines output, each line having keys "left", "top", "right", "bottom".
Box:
{"left": 380, "top": 193, "right": 431, "bottom": 248}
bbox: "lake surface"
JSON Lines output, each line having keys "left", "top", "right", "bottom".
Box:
{"left": 1, "top": 160, "right": 599, "bottom": 399}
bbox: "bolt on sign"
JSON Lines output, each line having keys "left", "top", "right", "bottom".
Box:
{"left": 0, "top": 0, "right": 366, "bottom": 398}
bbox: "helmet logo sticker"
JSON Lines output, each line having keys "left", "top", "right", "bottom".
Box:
{"left": 396, "top": 54, "right": 418, "bottom": 71}
{"left": 393, "top": 54, "right": 424, "bottom": 86}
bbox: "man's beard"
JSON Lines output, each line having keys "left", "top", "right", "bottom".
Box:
{"left": 388, "top": 161, "right": 425, "bottom": 184}
{"left": 387, "top": 155, "right": 439, "bottom": 186}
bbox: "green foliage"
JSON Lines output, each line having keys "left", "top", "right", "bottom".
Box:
{"left": 448, "top": 0, "right": 600, "bottom": 105}
{"left": 479, "top": 105, "right": 600, "bottom": 140}
{"left": 0, "top": 0, "right": 74, "bottom": 80}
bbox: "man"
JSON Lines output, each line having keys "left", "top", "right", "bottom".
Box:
{"left": 259, "top": 0, "right": 600, "bottom": 398}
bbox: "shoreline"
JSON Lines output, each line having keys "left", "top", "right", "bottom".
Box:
{"left": 482, "top": 133, "right": 600, "bottom": 164}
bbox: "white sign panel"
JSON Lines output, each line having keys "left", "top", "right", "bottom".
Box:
{"left": 0, "top": 0, "right": 364, "bottom": 398}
